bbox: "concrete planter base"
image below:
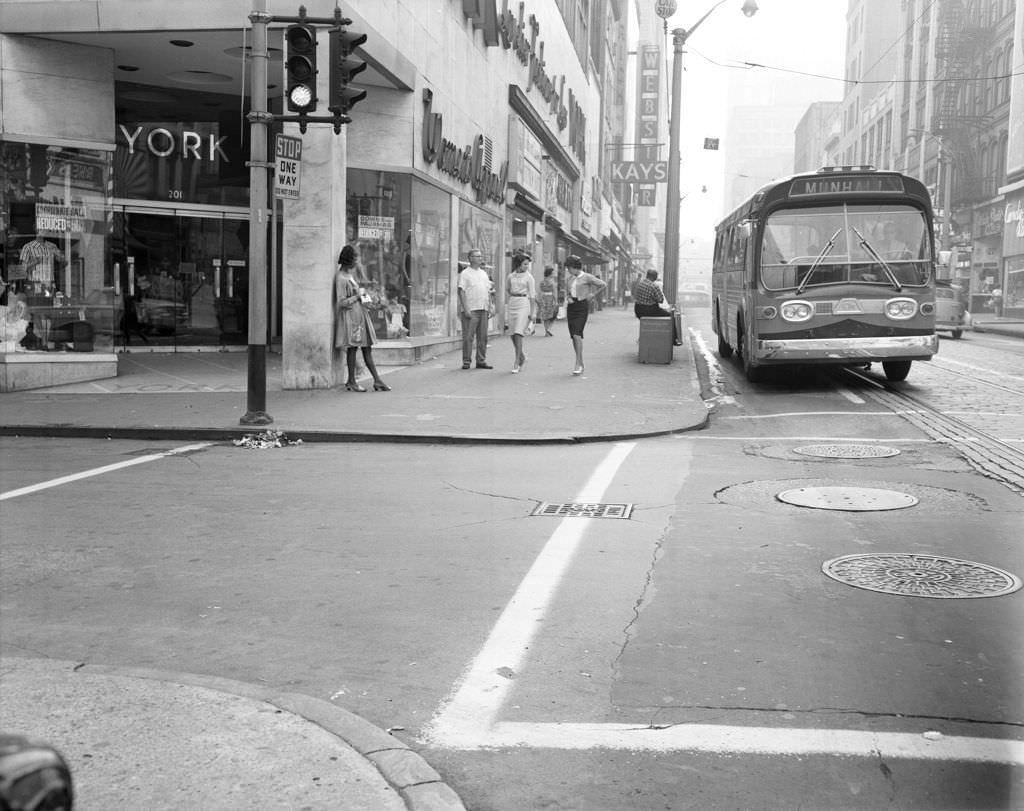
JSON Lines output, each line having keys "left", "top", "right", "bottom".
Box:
{"left": 0, "top": 352, "right": 118, "bottom": 392}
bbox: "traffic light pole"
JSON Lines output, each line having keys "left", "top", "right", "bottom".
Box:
{"left": 240, "top": 3, "right": 363, "bottom": 423}
{"left": 241, "top": 0, "right": 273, "bottom": 426}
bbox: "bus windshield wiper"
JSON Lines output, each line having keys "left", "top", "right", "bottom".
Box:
{"left": 851, "top": 226, "right": 902, "bottom": 292}
{"left": 796, "top": 228, "right": 842, "bottom": 294}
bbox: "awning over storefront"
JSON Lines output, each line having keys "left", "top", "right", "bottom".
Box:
{"left": 512, "top": 191, "right": 544, "bottom": 221}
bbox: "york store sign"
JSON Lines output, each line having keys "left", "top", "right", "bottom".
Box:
{"left": 114, "top": 121, "right": 245, "bottom": 205}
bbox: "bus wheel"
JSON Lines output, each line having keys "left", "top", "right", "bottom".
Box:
{"left": 882, "top": 360, "right": 912, "bottom": 381}
{"left": 716, "top": 310, "right": 733, "bottom": 358}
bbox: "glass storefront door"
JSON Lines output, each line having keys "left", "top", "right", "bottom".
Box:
{"left": 114, "top": 208, "right": 249, "bottom": 347}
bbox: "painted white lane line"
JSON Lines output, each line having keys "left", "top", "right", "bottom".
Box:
{"left": 484, "top": 722, "right": 1024, "bottom": 764}
{"left": 722, "top": 411, "right": 898, "bottom": 419}
{"left": 425, "top": 442, "right": 636, "bottom": 746}
{"left": 832, "top": 385, "right": 866, "bottom": 404}
{"left": 0, "top": 442, "right": 214, "bottom": 501}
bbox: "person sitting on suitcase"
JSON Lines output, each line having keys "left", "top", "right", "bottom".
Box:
{"left": 633, "top": 269, "right": 667, "bottom": 318}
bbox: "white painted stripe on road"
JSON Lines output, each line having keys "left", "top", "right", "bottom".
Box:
{"left": 478, "top": 722, "right": 1024, "bottom": 764}
{"left": 0, "top": 442, "right": 214, "bottom": 501}
{"left": 425, "top": 442, "right": 636, "bottom": 745}
{"left": 722, "top": 411, "right": 899, "bottom": 419}
{"left": 832, "top": 385, "right": 866, "bottom": 404}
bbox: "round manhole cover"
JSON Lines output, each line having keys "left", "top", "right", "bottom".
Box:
{"left": 793, "top": 444, "right": 901, "bottom": 459}
{"left": 822, "top": 554, "right": 1022, "bottom": 599}
{"left": 777, "top": 486, "right": 918, "bottom": 511}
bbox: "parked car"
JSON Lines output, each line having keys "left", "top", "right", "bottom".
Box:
{"left": 935, "top": 284, "right": 966, "bottom": 339}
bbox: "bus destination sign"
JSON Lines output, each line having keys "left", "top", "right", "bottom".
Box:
{"left": 790, "top": 176, "right": 904, "bottom": 196}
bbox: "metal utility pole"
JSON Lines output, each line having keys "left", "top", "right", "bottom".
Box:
{"left": 241, "top": 0, "right": 273, "bottom": 425}
{"left": 662, "top": 1, "right": 756, "bottom": 308}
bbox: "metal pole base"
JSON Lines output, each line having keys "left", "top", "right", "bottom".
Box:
{"left": 239, "top": 410, "right": 274, "bottom": 426}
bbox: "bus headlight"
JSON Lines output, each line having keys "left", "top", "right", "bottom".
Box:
{"left": 780, "top": 300, "right": 814, "bottom": 322}
{"left": 885, "top": 298, "right": 918, "bottom": 319}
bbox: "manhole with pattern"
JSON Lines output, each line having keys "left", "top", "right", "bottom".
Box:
{"left": 822, "top": 553, "right": 1022, "bottom": 599}
{"left": 777, "top": 486, "right": 917, "bottom": 511}
{"left": 793, "top": 444, "right": 901, "bottom": 459}
{"left": 532, "top": 502, "right": 633, "bottom": 519}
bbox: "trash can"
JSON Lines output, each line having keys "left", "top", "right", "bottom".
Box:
{"left": 638, "top": 317, "right": 673, "bottom": 364}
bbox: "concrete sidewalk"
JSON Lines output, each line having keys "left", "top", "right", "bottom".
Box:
{"left": 0, "top": 308, "right": 709, "bottom": 443}
{"left": 0, "top": 657, "right": 459, "bottom": 810}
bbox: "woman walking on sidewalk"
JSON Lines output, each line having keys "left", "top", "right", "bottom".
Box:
{"left": 506, "top": 252, "right": 537, "bottom": 373}
{"left": 564, "top": 254, "right": 606, "bottom": 375}
{"left": 335, "top": 245, "right": 390, "bottom": 392}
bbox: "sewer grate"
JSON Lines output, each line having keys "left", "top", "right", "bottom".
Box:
{"left": 777, "top": 486, "right": 917, "bottom": 511}
{"left": 532, "top": 502, "right": 634, "bottom": 519}
{"left": 793, "top": 444, "right": 901, "bottom": 459}
{"left": 822, "top": 553, "right": 1022, "bottom": 599}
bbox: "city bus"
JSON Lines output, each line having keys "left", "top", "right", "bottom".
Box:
{"left": 711, "top": 166, "right": 939, "bottom": 382}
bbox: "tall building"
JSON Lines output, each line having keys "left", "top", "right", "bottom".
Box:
{"left": 794, "top": 102, "right": 842, "bottom": 174}
{"left": 0, "top": 0, "right": 635, "bottom": 390}
{"left": 889, "top": 0, "right": 1016, "bottom": 311}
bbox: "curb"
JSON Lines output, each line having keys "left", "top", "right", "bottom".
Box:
{"left": 76, "top": 663, "right": 466, "bottom": 811}
{"left": 0, "top": 417, "right": 710, "bottom": 445}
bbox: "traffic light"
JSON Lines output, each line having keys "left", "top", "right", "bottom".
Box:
{"left": 328, "top": 26, "right": 368, "bottom": 116}
{"left": 285, "top": 23, "right": 318, "bottom": 113}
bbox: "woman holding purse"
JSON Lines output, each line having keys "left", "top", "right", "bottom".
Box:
{"left": 335, "top": 245, "right": 390, "bottom": 392}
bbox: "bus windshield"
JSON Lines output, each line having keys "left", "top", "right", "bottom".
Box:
{"left": 760, "top": 204, "right": 932, "bottom": 291}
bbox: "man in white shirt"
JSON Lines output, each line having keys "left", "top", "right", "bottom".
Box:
{"left": 457, "top": 248, "right": 494, "bottom": 369}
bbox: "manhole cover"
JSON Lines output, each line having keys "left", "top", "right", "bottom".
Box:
{"left": 793, "top": 444, "right": 901, "bottom": 459}
{"left": 822, "top": 554, "right": 1022, "bottom": 599}
{"left": 532, "top": 502, "right": 633, "bottom": 519}
{"left": 777, "top": 486, "right": 918, "bottom": 511}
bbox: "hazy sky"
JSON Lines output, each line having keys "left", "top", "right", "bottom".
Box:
{"left": 659, "top": 0, "right": 850, "bottom": 239}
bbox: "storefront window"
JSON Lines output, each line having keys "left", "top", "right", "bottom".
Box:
{"left": 347, "top": 170, "right": 412, "bottom": 339}
{"left": 411, "top": 179, "right": 452, "bottom": 337}
{"left": 1, "top": 141, "right": 112, "bottom": 353}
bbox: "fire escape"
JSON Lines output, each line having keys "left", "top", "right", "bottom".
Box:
{"left": 931, "top": 0, "right": 993, "bottom": 206}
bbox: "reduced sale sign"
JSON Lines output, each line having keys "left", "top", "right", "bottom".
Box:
{"left": 274, "top": 134, "right": 302, "bottom": 200}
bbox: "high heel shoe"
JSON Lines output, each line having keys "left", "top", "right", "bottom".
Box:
{"left": 373, "top": 381, "right": 391, "bottom": 391}
{"left": 572, "top": 365, "right": 583, "bottom": 376}
{"left": 344, "top": 382, "right": 366, "bottom": 392}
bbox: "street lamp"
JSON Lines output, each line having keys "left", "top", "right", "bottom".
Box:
{"left": 662, "top": 0, "right": 757, "bottom": 307}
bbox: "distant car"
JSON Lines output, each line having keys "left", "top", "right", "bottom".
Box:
{"left": 934, "top": 285, "right": 966, "bottom": 339}
{"left": 678, "top": 288, "right": 711, "bottom": 307}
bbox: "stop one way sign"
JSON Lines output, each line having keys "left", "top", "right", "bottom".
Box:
{"left": 274, "top": 134, "right": 302, "bottom": 200}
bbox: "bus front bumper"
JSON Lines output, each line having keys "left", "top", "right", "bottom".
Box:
{"left": 755, "top": 334, "right": 938, "bottom": 363}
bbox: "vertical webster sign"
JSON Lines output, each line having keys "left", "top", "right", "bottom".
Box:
{"left": 635, "top": 45, "right": 661, "bottom": 207}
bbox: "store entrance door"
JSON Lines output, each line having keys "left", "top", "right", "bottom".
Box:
{"left": 114, "top": 208, "right": 249, "bottom": 348}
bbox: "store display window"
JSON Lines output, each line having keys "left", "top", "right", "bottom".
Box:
{"left": 1, "top": 142, "right": 113, "bottom": 353}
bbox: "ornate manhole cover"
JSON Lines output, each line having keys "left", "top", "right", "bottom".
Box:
{"left": 793, "top": 444, "right": 901, "bottom": 459}
{"left": 777, "top": 486, "right": 917, "bottom": 511}
{"left": 822, "top": 554, "right": 1022, "bottom": 599}
{"left": 532, "top": 503, "right": 633, "bottom": 519}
